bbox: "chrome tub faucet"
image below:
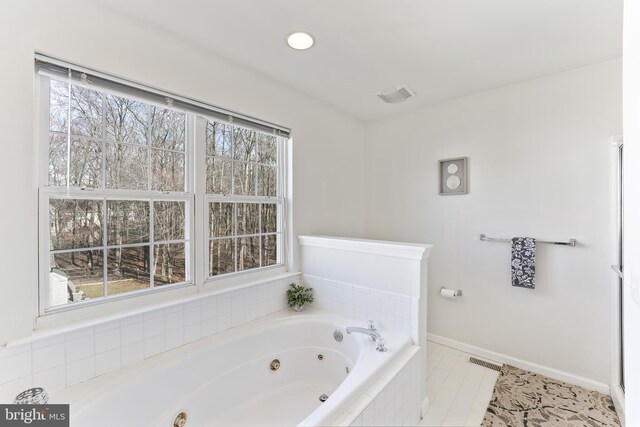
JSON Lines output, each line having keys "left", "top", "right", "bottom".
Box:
{"left": 346, "top": 321, "right": 387, "bottom": 352}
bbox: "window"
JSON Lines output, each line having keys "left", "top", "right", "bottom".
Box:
{"left": 205, "top": 121, "right": 282, "bottom": 277}
{"left": 37, "top": 57, "right": 289, "bottom": 314}
{"left": 42, "top": 78, "right": 192, "bottom": 310}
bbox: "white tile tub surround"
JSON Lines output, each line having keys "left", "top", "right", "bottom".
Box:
{"left": 342, "top": 347, "right": 422, "bottom": 427}
{"left": 299, "top": 235, "right": 433, "bottom": 417}
{"left": 303, "top": 275, "right": 415, "bottom": 341}
{"left": 0, "top": 275, "right": 296, "bottom": 402}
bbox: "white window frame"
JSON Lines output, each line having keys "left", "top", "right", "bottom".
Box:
{"left": 35, "top": 59, "right": 290, "bottom": 318}
{"left": 38, "top": 190, "right": 195, "bottom": 314}
{"left": 198, "top": 116, "right": 286, "bottom": 286}
{"left": 37, "top": 73, "right": 196, "bottom": 315}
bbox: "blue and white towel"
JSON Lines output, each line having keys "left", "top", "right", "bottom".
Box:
{"left": 511, "top": 237, "right": 536, "bottom": 288}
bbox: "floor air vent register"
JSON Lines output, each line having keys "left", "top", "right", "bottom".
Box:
{"left": 468, "top": 357, "right": 502, "bottom": 372}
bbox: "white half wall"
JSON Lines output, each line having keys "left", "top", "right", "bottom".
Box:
{"left": 299, "top": 235, "right": 432, "bottom": 298}
{"left": 364, "top": 60, "right": 622, "bottom": 385}
{"left": 298, "top": 235, "right": 432, "bottom": 415}
{"left": 0, "top": 1, "right": 366, "bottom": 344}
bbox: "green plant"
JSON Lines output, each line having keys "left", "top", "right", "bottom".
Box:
{"left": 286, "top": 283, "right": 314, "bottom": 310}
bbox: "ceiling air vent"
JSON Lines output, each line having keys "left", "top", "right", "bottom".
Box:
{"left": 377, "top": 85, "right": 416, "bottom": 104}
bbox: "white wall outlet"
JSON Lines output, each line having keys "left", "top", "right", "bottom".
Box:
{"left": 631, "top": 269, "right": 640, "bottom": 308}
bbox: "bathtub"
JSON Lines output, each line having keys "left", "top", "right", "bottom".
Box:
{"left": 51, "top": 309, "right": 416, "bottom": 426}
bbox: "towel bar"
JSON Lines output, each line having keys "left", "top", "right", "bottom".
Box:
{"left": 479, "top": 234, "right": 577, "bottom": 247}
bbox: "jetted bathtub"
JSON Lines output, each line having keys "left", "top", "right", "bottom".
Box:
{"left": 52, "top": 309, "right": 415, "bottom": 426}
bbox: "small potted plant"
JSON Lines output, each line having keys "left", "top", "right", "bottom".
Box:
{"left": 286, "top": 283, "right": 314, "bottom": 312}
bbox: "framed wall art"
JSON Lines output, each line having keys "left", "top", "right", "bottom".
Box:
{"left": 439, "top": 157, "right": 468, "bottom": 195}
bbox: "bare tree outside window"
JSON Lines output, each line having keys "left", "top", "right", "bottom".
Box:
{"left": 41, "top": 67, "right": 284, "bottom": 312}
{"left": 205, "top": 121, "right": 281, "bottom": 277}
{"left": 46, "top": 79, "right": 189, "bottom": 307}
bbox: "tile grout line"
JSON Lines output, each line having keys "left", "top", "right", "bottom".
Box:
{"left": 422, "top": 342, "right": 500, "bottom": 427}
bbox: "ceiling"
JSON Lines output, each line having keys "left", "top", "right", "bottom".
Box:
{"left": 98, "top": 0, "right": 622, "bottom": 121}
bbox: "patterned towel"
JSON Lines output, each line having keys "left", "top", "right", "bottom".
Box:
{"left": 511, "top": 237, "right": 536, "bottom": 288}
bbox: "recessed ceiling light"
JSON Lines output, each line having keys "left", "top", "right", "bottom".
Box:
{"left": 286, "top": 32, "right": 315, "bottom": 50}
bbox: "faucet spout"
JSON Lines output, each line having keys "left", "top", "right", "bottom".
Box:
{"left": 346, "top": 326, "right": 382, "bottom": 342}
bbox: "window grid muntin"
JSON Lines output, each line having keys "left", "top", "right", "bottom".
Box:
{"left": 204, "top": 119, "right": 278, "bottom": 197}
{"left": 48, "top": 136, "right": 187, "bottom": 191}
{"left": 45, "top": 190, "right": 191, "bottom": 308}
{"left": 48, "top": 78, "right": 187, "bottom": 193}
{"left": 205, "top": 199, "right": 282, "bottom": 277}
{"left": 40, "top": 70, "right": 287, "bottom": 314}
{"left": 203, "top": 117, "right": 282, "bottom": 279}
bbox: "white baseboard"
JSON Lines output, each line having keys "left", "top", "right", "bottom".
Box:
{"left": 427, "top": 333, "right": 610, "bottom": 395}
{"left": 610, "top": 383, "right": 625, "bottom": 427}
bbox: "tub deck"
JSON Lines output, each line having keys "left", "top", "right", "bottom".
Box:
{"left": 51, "top": 309, "right": 415, "bottom": 426}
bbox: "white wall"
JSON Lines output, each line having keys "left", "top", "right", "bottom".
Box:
{"left": 623, "top": 0, "right": 640, "bottom": 424}
{"left": 0, "top": 1, "right": 366, "bottom": 344}
{"left": 364, "top": 60, "right": 622, "bottom": 385}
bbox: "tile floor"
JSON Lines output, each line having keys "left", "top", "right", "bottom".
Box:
{"left": 419, "top": 341, "right": 502, "bottom": 427}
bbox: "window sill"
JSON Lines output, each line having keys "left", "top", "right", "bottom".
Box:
{"left": 203, "top": 265, "right": 289, "bottom": 293}
{"left": 42, "top": 281, "right": 195, "bottom": 316}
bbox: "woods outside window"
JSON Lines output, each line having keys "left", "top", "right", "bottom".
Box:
{"left": 37, "top": 57, "right": 287, "bottom": 314}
